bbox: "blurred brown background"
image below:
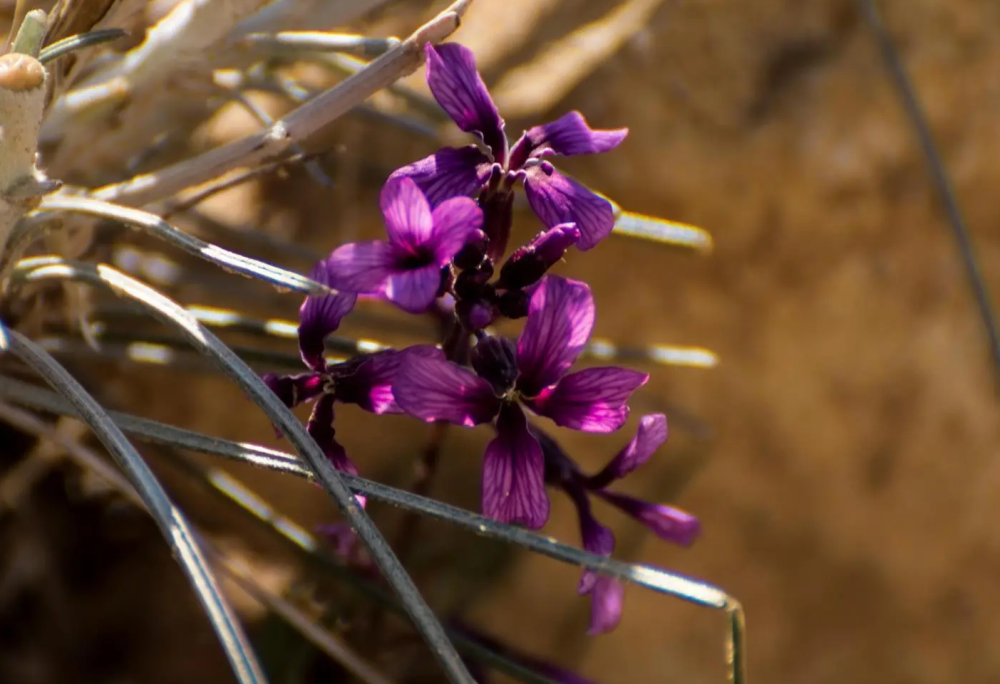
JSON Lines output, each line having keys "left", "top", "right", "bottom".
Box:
{"left": 4, "top": 0, "right": 1000, "bottom": 683}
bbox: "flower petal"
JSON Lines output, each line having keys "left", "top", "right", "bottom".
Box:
{"left": 306, "top": 394, "right": 358, "bottom": 474}
{"left": 332, "top": 350, "right": 401, "bottom": 415}
{"left": 587, "top": 413, "right": 667, "bottom": 488}
{"left": 596, "top": 491, "right": 701, "bottom": 547}
{"left": 429, "top": 196, "right": 484, "bottom": 263}
{"left": 425, "top": 43, "right": 506, "bottom": 161}
{"left": 386, "top": 147, "right": 493, "bottom": 207}
{"left": 393, "top": 347, "right": 500, "bottom": 426}
{"left": 523, "top": 164, "right": 615, "bottom": 251}
{"left": 380, "top": 176, "right": 434, "bottom": 251}
{"left": 516, "top": 275, "right": 595, "bottom": 396}
{"left": 298, "top": 262, "right": 358, "bottom": 371}
{"left": 523, "top": 111, "right": 627, "bottom": 158}
{"left": 262, "top": 372, "right": 324, "bottom": 408}
{"left": 325, "top": 240, "right": 397, "bottom": 294}
{"left": 482, "top": 403, "right": 549, "bottom": 528}
{"left": 384, "top": 264, "right": 443, "bottom": 314}
{"left": 586, "top": 577, "right": 625, "bottom": 636}
{"left": 530, "top": 367, "right": 648, "bottom": 433}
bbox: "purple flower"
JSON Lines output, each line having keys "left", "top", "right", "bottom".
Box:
{"left": 261, "top": 260, "right": 408, "bottom": 479}
{"left": 541, "top": 414, "right": 700, "bottom": 634}
{"left": 393, "top": 275, "right": 648, "bottom": 528}
{"left": 388, "top": 43, "right": 627, "bottom": 257}
{"left": 326, "top": 176, "right": 483, "bottom": 313}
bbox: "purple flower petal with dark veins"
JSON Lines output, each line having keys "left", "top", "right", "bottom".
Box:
{"left": 482, "top": 403, "right": 549, "bottom": 528}
{"left": 523, "top": 164, "right": 616, "bottom": 251}
{"left": 425, "top": 43, "right": 507, "bottom": 163}
{"left": 324, "top": 240, "right": 397, "bottom": 294}
{"left": 381, "top": 176, "right": 434, "bottom": 251}
{"left": 393, "top": 346, "right": 500, "bottom": 426}
{"left": 585, "top": 577, "right": 625, "bottom": 636}
{"left": 384, "top": 264, "right": 443, "bottom": 314}
{"left": 522, "top": 111, "right": 628, "bottom": 159}
{"left": 306, "top": 394, "right": 358, "bottom": 474}
{"left": 587, "top": 413, "right": 667, "bottom": 489}
{"left": 595, "top": 490, "right": 701, "bottom": 546}
{"left": 386, "top": 147, "right": 493, "bottom": 207}
{"left": 430, "top": 196, "right": 485, "bottom": 262}
{"left": 573, "top": 487, "right": 615, "bottom": 595}
{"left": 516, "top": 276, "right": 595, "bottom": 396}
{"left": 529, "top": 367, "right": 648, "bottom": 433}
{"left": 297, "top": 261, "right": 358, "bottom": 371}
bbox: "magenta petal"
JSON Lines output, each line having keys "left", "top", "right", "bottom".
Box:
{"left": 586, "top": 577, "right": 625, "bottom": 636}
{"left": 297, "top": 260, "right": 358, "bottom": 371}
{"left": 384, "top": 264, "right": 443, "bottom": 314}
{"left": 262, "top": 372, "right": 324, "bottom": 408}
{"left": 531, "top": 367, "right": 648, "bottom": 433}
{"left": 425, "top": 43, "right": 506, "bottom": 160}
{"left": 380, "top": 177, "right": 434, "bottom": 251}
{"left": 516, "top": 276, "right": 595, "bottom": 396}
{"left": 523, "top": 111, "right": 628, "bottom": 158}
{"left": 482, "top": 403, "right": 550, "bottom": 528}
{"left": 393, "top": 348, "right": 500, "bottom": 426}
{"left": 306, "top": 394, "right": 358, "bottom": 474}
{"left": 325, "top": 240, "right": 397, "bottom": 294}
{"left": 597, "top": 491, "right": 701, "bottom": 547}
{"left": 589, "top": 413, "right": 667, "bottom": 488}
{"left": 523, "top": 165, "right": 615, "bottom": 251}
{"left": 332, "top": 350, "right": 404, "bottom": 415}
{"left": 386, "top": 147, "right": 493, "bottom": 206}
{"left": 430, "top": 196, "right": 484, "bottom": 263}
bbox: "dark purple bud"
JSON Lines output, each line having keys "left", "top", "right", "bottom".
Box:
{"left": 262, "top": 372, "right": 324, "bottom": 408}
{"left": 479, "top": 187, "right": 515, "bottom": 262}
{"left": 497, "top": 223, "right": 580, "bottom": 290}
{"left": 470, "top": 335, "right": 519, "bottom": 395}
{"left": 454, "top": 261, "right": 494, "bottom": 299}
{"left": 457, "top": 298, "right": 496, "bottom": 331}
{"left": 497, "top": 288, "right": 530, "bottom": 319}
{"left": 453, "top": 230, "right": 489, "bottom": 270}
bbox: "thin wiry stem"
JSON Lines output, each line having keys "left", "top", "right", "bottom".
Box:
{"left": 13, "top": 196, "right": 329, "bottom": 295}
{"left": 0, "top": 327, "right": 268, "bottom": 684}
{"left": 91, "top": 0, "right": 472, "bottom": 208}
{"left": 10, "top": 257, "right": 475, "bottom": 684}
{"left": 0, "top": 400, "right": 392, "bottom": 684}
{"left": 38, "top": 29, "right": 129, "bottom": 65}
{"left": 0, "top": 370, "right": 747, "bottom": 684}
{"left": 859, "top": 0, "right": 1000, "bottom": 389}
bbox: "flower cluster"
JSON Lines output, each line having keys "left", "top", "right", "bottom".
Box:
{"left": 262, "top": 42, "right": 699, "bottom": 634}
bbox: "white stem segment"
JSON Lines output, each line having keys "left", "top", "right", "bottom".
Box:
{"left": 0, "top": 52, "right": 58, "bottom": 261}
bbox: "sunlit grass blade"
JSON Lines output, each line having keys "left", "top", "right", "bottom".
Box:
{"left": 0, "top": 329, "right": 267, "bottom": 684}
{"left": 10, "top": 256, "right": 474, "bottom": 684}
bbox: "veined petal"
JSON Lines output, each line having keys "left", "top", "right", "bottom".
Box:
{"left": 569, "top": 483, "right": 615, "bottom": 594}
{"left": 393, "top": 347, "right": 500, "bottom": 426}
{"left": 386, "top": 147, "right": 493, "bottom": 206}
{"left": 596, "top": 491, "right": 701, "bottom": 547}
{"left": 298, "top": 262, "right": 358, "bottom": 371}
{"left": 380, "top": 176, "right": 434, "bottom": 251}
{"left": 516, "top": 275, "right": 594, "bottom": 396}
{"left": 384, "top": 264, "right": 443, "bottom": 314}
{"left": 325, "top": 240, "right": 397, "bottom": 294}
{"left": 588, "top": 413, "right": 667, "bottom": 488}
{"left": 306, "top": 394, "right": 358, "bottom": 474}
{"left": 425, "top": 43, "right": 507, "bottom": 162}
{"left": 482, "top": 403, "right": 549, "bottom": 528}
{"left": 523, "top": 111, "right": 627, "bottom": 159}
{"left": 430, "top": 196, "right": 484, "bottom": 263}
{"left": 531, "top": 367, "right": 647, "bottom": 433}
{"left": 523, "top": 164, "right": 615, "bottom": 251}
